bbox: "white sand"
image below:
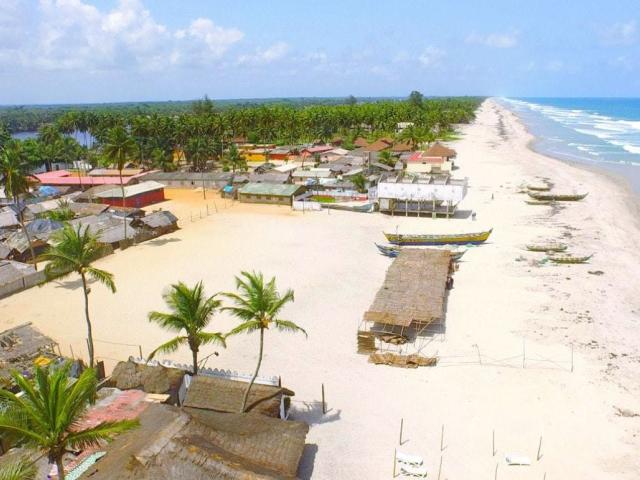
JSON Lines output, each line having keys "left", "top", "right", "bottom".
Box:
{"left": 1, "top": 99, "right": 640, "bottom": 478}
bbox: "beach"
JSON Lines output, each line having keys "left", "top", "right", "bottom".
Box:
{"left": 1, "top": 99, "right": 639, "bottom": 478}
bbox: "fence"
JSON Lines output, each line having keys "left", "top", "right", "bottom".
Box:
{"left": 292, "top": 200, "right": 322, "bottom": 212}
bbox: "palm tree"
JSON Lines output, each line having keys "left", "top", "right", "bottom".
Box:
{"left": 0, "top": 145, "right": 38, "bottom": 269}
{"left": 102, "top": 126, "right": 136, "bottom": 238}
{"left": 223, "top": 144, "right": 246, "bottom": 173}
{"left": 147, "top": 281, "right": 226, "bottom": 375}
{"left": 185, "top": 137, "right": 212, "bottom": 200}
{"left": 0, "top": 458, "right": 36, "bottom": 480}
{"left": 222, "top": 271, "right": 307, "bottom": 413}
{"left": 0, "top": 364, "right": 138, "bottom": 480}
{"left": 42, "top": 224, "right": 115, "bottom": 368}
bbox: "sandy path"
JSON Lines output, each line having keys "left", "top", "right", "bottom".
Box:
{"left": 1, "top": 99, "right": 639, "bottom": 478}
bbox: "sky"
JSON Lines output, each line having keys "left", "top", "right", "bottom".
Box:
{"left": 0, "top": 0, "right": 638, "bottom": 104}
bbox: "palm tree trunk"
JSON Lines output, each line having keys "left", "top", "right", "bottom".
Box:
{"left": 81, "top": 272, "right": 95, "bottom": 368}
{"left": 192, "top": 347, "right": 198, "bottom": 375}
{"left": 15, "top": 196, "right": 38, "bottom": 270}
{"left": 55, "top": 455, "right": 65, "bottom": 480}
{"left": 119, "top": 170, "right": 127, "bottom": 240}
{"left": 241, "top": 327, "right": 264, "bottom": 413}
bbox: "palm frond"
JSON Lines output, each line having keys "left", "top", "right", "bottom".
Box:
{"left": 196, "top": 331, "right": 226, "bottom": 347}
{"left": 226, "top": 320, "right": 262, "bottom": 336}
{"left": 0, "top": 457, "right": 37, "bottom": 480}
{"left": 65, "top": 419, "right": 139, "bottom": 451}
{"left": 147, "top": 336, "right": 187, "bottom": 360}
{"left": 86, "top": 267, "right": 116, "bottom": 293}
{"left": 274, "top": 319, "right": 308, "bottom": 337}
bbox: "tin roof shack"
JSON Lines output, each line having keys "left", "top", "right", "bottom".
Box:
{"left": 94, "top": 181, "right": 165, "bottom": 208}
{"left": 0, "top": 323, "right": 58, "bottom": 382}
{"left": 0, "top": 208, "right": 19, "bottom": 230}
{"left": 80, "top": 403, "right": 309, "bottom": 480}
{"left": 0, "top": 260, "right": 46, "bottom": 298}
{"left": 358, "top": 249, "right": 454, "bottom": 363}
{"left": 139, "top": 171, "right": 232, "bottom": 190}
{"left": 132, "top": 211, "right": 179, "bottom": 241}
{"left": 377, "top": 173, "right": 468, "bottom": 218}
{"left": 238, "top": 183, "right": 305, "bottom": 206}
{"left": 34, "top": 170, "right": 144, "bottom": 189}
{"left": 68, "top": 214, "right": 137, "bottom": 249}
{"left": 2, "top": 218, "right": 63, "bottom": 262}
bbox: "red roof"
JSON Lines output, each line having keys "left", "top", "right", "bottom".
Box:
{"left": 35, "top": 170, "right": 143, "bottom": 187}
{"left": 301, "top": 146, "right": 334, "bottom": 154}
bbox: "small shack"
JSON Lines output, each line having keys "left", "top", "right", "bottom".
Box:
{"left": 0, "top": 323, "right": 58, "bottom": 380}
{"left": 238, "top": 183, "right": 305, "bottom": 206}
{"left": 358, "top": 249, "right": 454, "bottom": 358}
{"left": 132, "top": 211, "right": 179, "bottom": 239}
{"left": 182, "top": 374, "right": 294, "bottom": 419}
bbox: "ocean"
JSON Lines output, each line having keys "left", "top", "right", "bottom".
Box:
{"left": 500, "top": 97, "right": 640, "bottom": 194}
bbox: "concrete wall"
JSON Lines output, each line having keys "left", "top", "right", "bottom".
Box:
{"left": 0, "top": 270, "right": 46, "bottom": 299}
{"left": 238, "top": 193, "right": 291, "bottom": 206}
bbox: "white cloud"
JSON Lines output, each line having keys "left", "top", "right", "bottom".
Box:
{"left": 601, "top": 20, "right": 637, "bottom": 46}
{"left": 237, "top": 41, "right": 289, "bottom": 66}
{"left": 418, "top": 46, "right": 445, "bottom": 67}
{"left": 466, "top": 31, "right": 519, "bottom": 48}
{"left": 1, "top": 0, "right": 244, "bottom": 71}
{"left": 545, "top": 60, "right": 564, "bottom": 72}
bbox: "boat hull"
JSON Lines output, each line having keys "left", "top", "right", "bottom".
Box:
{"left": 528, "top": 192, "right": 588, "bottom": 201}
{"left": 548, "top": 255, "right": 592, "bottom": 264}
{"left": 526, "top": 244, "right": 567, "bottom": 252}
{"left": 383, "top": 229, "right": 492, "bottom": 246}
{"left": 375, "top": 243, "right": 466, "bottom": 260}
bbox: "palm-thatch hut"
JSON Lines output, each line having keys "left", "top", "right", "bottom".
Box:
{"left": 358, "top": 248, "right": 453, "bottom": 357}
{"left": 182, "top": 375, "right": 294, "bottom": 419}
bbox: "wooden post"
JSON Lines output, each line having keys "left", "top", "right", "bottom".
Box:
{"left": 278, "top": 375, "right": 282, "bottom": 387}
{"left": 475, "top": 344, "right": 482, "bottom": 365}
{"left": 138, "top": 345, "right": 143, "bottom": 359}
{"left": 393, "top": 449, "right": 397, "bottom": 478}
{"left": 70, "top": 344, "right": 75, "bottom": 359}
{"left": 206, "top": 204, "right": 209, "bottom": 215}
{"left": 537, "top": 436, "right": 543, "bottom": 461}
{"left": 321, "top": 383, "right": 326, "bottom": 414}
{"left": 399, "top": 418, "right": 404, "bottom": 445}
{"left": 495, "top": 462, "right": 498, "bottom": 480}
{"left": 440, "top": 424, "right": 445, "bottom": 451}
{"left": 492, "top": 429, "right": 496, "bottom": 456}
{"left": 571, "top": 343, "right": 574, "bottom": 372}
{"left": 213, "top": 199, "right": 218, "bottom": 213}
{"left": 437, "top": 455, "right": 442, "bottom": 480}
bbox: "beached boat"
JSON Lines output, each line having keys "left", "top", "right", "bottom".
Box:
{"left": 525, "top": 199, "right": 553, "bottom": 205}
{"left": 527, "top": 184, "right": 551, "bottom": 191}
{"left": 547, "top": 254, "right": 593, "bottom": 264}
{"left": 526, "top": 243, "right": 567, "bottom": 252}
{"left": 528, "top": 192, "right": 588, "bottom": 201}
{"left": 383, "top": 228, "right": 492, "bottom": 246}
{"left": 375, "top": 243, "right": 466, "bottom": 260}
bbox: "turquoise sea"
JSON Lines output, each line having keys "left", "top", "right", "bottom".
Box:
{"left": 500, "top": 97, "right": 640, "bottom": 193}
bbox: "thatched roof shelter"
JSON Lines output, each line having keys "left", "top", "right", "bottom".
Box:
{"left": 183, "top": 375, "right": 294, "bottom": 418}
{"left": 363, "top": 249, "right": 452, "bottom": 328}
{"left": 81, "top": 403, "right": 309, "bottom": 479}
{"left": 424, "top": 142, "right": 457, "bottom": 158}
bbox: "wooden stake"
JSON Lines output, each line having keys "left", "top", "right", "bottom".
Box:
{"left": 440, "top": 424, "right": 445, "bottom": 451}
{"left": 321, "top": 383, "right": 326, "bottom": 414}
{"left": 70, "top": 344, "right": 75, "bottom": 359}
{"left": 393, "top": 448, "right": 397, "bottom": 477}
{"left": 437, "top": 455, "right": 442, "bottom": 480}
{"left": 571, "top": 343, "right": 574, "bottom": 372}
{"left": 399, "top": 418, "right": 404, "bottom": 445}
{"left": 494, "top": 462, "right": 498, "bottom": 480}
{"left": 138, "top": 345, "right": 143, "bottom": 359}
{"left": 537, "top": 436, "right": 543, "bottom": 461}
{"left": 492, "top": 429, "right": 496, "bottom": 456}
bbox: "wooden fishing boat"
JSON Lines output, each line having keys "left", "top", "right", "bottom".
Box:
{"left": 527, "top": 184, "right": 551, "bottom": 191}
{"left": 547, "top": 254, "right": 593, "bottom": 264}
{"left": 526, "top": 243, "right": 567, "bottom": 252}
{"left": 525, "top": 199, "right": 553, "bottom": 205}
{"left": 383, "top": 228, "right": 492, "bottom": 246}
{"left": 528, "top": 192, "right": 588, "bottom": 201}
{"left": 374, "top": 243, "right": 466, "bottom": 261}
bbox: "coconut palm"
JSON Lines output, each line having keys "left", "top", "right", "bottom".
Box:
{"left": 0, "top": 144, "right": 38, "bottom": 269}
{"left": 147, "top": 281, "right": 226, "bottom": 375}
{"left": 0, "top": 364, "right": 138, "bottom": 480}
{"left": 102, "top": 126, "right": 136, "bottom": 238}
{"left": 222, "top": 271, "right": 307, "bottom": 413}
{"left": 0, "top": 458, "right": 36, "bottom": 480}
{"left": 42, "top": 224, "right": 115, "bottom": 368}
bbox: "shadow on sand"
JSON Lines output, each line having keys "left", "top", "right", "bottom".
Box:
{"left": 143, "top": 237, "right": 182, "bottom": 247}
{"left": 297, "top": 444, "right": 318, "bottom": 480}
{"left": 290, "top": 402, "right": 341, "bottom": 426}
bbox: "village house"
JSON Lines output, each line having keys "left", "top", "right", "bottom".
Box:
{"left": 238, "top": 183, "right": 305, "bottom": 206}
{"left": 93, "top": 181, "right": 166, "bottom": 208}
{"left": 34, "top": 170, "right": 146, "bottom": 190}
{"left": 139, "top": 171, "right": 233, "bottom": 190}
{"left": 377, "top": 172, "right": 468, "bottom": 217}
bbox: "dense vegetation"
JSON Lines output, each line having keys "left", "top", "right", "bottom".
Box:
{"left": 0, "top": 93, "right": 482, "bottom": 173}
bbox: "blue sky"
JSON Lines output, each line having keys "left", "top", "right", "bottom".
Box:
{"left": 0, "top": 0, "right": 638, "bottom": 104}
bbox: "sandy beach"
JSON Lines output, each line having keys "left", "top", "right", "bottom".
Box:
{"left": 1, "top": 99, "right": 639, "bottom": 479}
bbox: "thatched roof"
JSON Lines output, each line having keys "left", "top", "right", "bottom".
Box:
{"left": 184, "top": 375, "right": 294, "bottom": 417}
{"left": 353, "top": 137, "right": 369, "bottom": 147}
{"left": 424, "top": 142, "right": 456, "bottom": 158}
{"left": 68, "top": 202, "right": 110, "bottom": 217}
{"left": 364, "top": 249, "right": 451, "bottom": 327}
{"left": 365, "top": 139, "right": 392, "bottom": 152}
{"left": 81, "top": 403, "right": 308, "bottom": 480}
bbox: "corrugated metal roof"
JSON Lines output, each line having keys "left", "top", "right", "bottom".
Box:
{"left": 238, "top": 183, "right": 303, "bottom": 196}
{"left": 95, "top": 181, "right": 164, "bottom": 199}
